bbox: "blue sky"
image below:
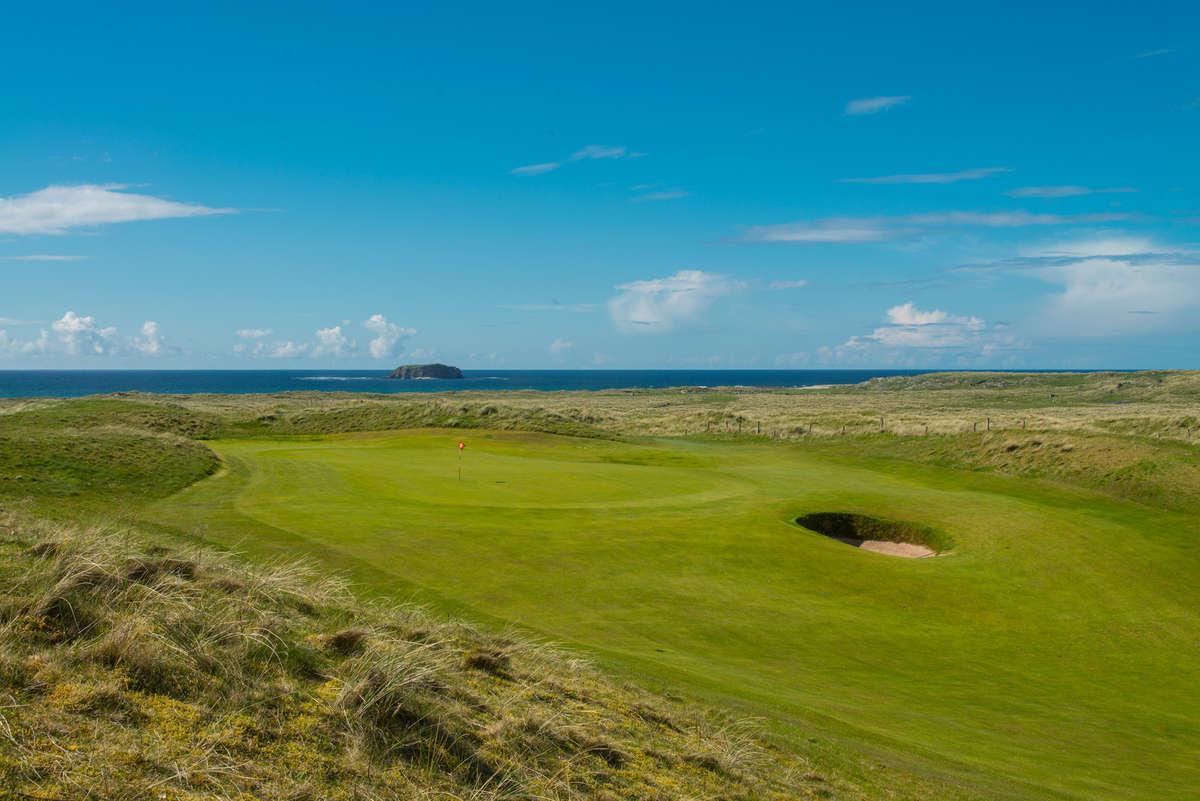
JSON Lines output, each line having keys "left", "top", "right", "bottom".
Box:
{"left": 2, "top": 1, "right": 1197, "bottom": 369}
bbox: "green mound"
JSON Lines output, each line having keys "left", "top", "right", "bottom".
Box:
{"left": 0, "top": 397, "right": 223, "bottom": 438}
{"left": 0, "top": 427, "right": 218, "bottom": 512}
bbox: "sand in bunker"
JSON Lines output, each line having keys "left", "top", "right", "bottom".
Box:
{"left": 831, "top": 537, "right": 934, "bottom": 558}
{"left": 797, "top": 513, "right": 941, "bottom": 558}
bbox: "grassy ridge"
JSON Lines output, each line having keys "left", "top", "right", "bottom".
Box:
{"left": 0, "top": 401, "right": 219, "bottom": 516}
{"left": 8, "top": 369, "right": 1198, "bottom": 446}
{"left": 832, "top": 429, "right": 1200, "bottom": 512}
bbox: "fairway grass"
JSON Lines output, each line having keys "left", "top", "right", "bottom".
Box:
{"left": 143, "top": 428, "right": 1200, "bottom": 801}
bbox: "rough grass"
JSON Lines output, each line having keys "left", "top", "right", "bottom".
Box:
{"left": 0, "top": 514, "right": 817, "bottom": 801}
{"left": 5, "top": 371, "right": 1200, "bottom": 451}
{"left": 8, "top": 370, "right": 1199, "bottom": 447}
{"left": 828, "top": 430, "right": 1200, "bottom": 513}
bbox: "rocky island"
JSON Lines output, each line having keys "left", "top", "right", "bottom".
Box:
{"left": 388, "top": 363, "right": 464, "bottom": 379}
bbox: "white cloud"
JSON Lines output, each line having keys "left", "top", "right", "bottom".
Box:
{"left": 548, "top": 337, "right": 574, "bottom": 356}
{"left": 608, "top": 270, "right": 745, "bottom": 333}
{"left": 1134, "top": 47, "right": 1174, "bottom": 59}
{"left": 886, "top": 301, "right": 956, "bottom": 326}
{"left": 513, "top": 145, "right": 643, "bottom": 178}
{"left": 903, "top": 211, "right": 1134, "bottom": 226}
{"left": 845, "top": 95, "right": 911, "bottom": 115}
{"left": 878, "top": 303, "right": 979, "bottom": 335}
{"left": 745, "top": 211, "right": 1136, "bottom": 243}
{"left": 1006, "top": 185, "right": 1137, "bottom": 198}
{"left": 0, "top": 312, "right": 173, "bottom": 359}
{"left": 843, "top": 167, "right": 1009, "bottom": 184}
{"left": 52, "top": 311, "right": 118, "bottom": 355}
{"left": 0, "top": 184, "right": 233, "bottom": 235}
{"left": 131, "top": 320, "right": 164, "bottom": 356}
{"left": 960, "top": 236, "right": 1200, "bottom": 338}
{"left": 744, "top": 218, "right": 894, "bottom": 243}
{"left": 1020, "top": 236, "right": 1158, "bottom": 259}
{"left": 632, "top": 189, "right": 689, "bottom": 202}
{"left": 511, "top": 162, "right": 561, "bottom": 176}
{"left": 313, "top": 325, "right": 354, "bottom": 357}
{"left": 231, "top": 316, "right": 414, "bottom": 360}
{"left": 823, "top": 302, "right": 1022, "bottom": 364}
{"left": 1023, "top": 239, "right": 1200, "bottom": 336}
{"left": 265, "top": 341, "right": 310, "bottom": 358}
{"left": 499, "top": 302, "right": 599, "bottom": 313}
{"left": 0, "top": 254, "right": 86, "bottom": 262}
{"left": 768, "top": 279, "right": 808, "bottom": 290}
{"left": 1035, "top": 258, "right": 1200, "bottom": 336}
{"left": 363, "top": 313, "right": 416, "bottom": 359}
{"left": 571, "top": 145, "right": 629, "bottom": 161}
{"left": 0, "top": 328, "right": 49, "bottom": 357}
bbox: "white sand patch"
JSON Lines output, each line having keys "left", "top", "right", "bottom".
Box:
{"left": 832, "top": 537, "right": 935, "bottom": 558}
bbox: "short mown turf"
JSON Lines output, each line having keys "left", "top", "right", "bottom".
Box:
{"left": 143, "top": 429, "right": 1200, "bottom": 801}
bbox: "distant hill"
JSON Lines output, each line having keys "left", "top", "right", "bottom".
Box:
{"left": 388, "top": 363, "right": 463, "bottom": 379}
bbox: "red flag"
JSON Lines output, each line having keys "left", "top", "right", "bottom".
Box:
{"left": 458, "top": 441, "right": 465, "bottom": 450}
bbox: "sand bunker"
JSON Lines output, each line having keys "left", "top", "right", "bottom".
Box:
{"left": 795, "top": 512, "right": 942, "bottom": 559}
{"left": 840, "top": 539, "right": 934, "bottom": 558}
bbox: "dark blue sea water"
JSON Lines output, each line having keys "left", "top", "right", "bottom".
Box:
{"left": 0, "top": 369, "right": 932, "bottom": 399}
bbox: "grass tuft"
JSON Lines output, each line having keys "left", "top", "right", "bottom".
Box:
{"left": 322, "top": 626, "right": 369, "bottom": 656}
{"left": 463, "top": 646, "right": 512, "bottom": 678}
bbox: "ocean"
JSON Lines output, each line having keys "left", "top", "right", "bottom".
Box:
{"left": 0, "top": 369, "right": 932, "bottom": 399}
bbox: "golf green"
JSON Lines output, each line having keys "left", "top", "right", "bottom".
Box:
{"left": 147, "top": 429, "right": 1199, "bottom": 801}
